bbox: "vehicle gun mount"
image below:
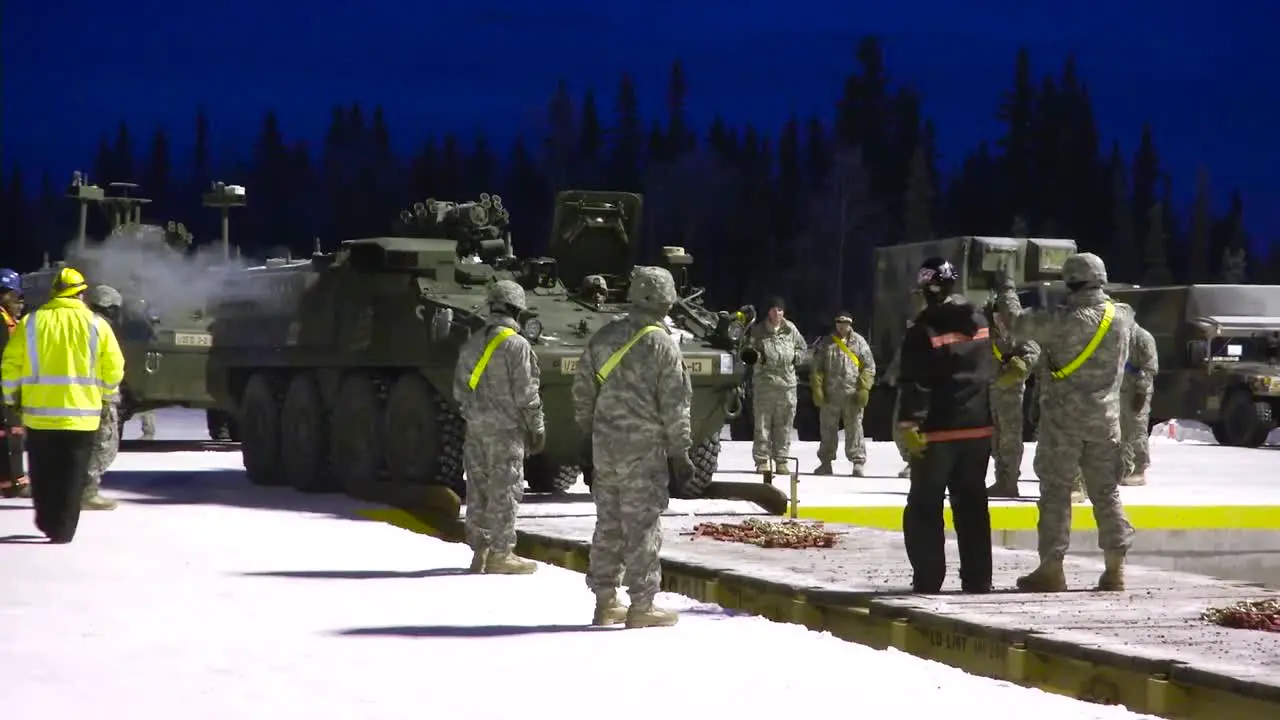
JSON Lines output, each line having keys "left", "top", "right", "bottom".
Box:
{"left": 202, "top": 181, "right": 248, "bottom": 261}
{"left": 67, "top": 173, "right": 153, "bottom": 250}
{"left": 395, "top": 193, "right": 514, "bottom": 266}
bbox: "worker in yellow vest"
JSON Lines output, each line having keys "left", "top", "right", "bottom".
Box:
{"left": 1, "top": 267, "right": 125, "bottom": 543}
{"left": 0, "top": 268, "right": 29, "bottom": 499}
{"left": 809, "top": 311, "right": 876, "bottom": 476}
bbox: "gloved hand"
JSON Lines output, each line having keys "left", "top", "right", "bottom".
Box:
{"left": 899, "top": 424, "right": 929, "bottom": 458}
{"left": 995, "top": 357, "right": 1030, "bottom": 388}
{"left": 1130, "top": 393, "right": 1147, "bottom": 413}
{"left": 669, "top": 449, "right": 695, "bottom": 486}
{"left": 527, "top": 427, "right": 546, "bottom": 456}
{"left": 811, "top": 379, "right": 825, "bottom": 407}
{"left": 853, "top": 387, "right": 870, "bottom": 408}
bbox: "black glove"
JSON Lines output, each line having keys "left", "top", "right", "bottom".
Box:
{"left": 1131, "top": 393, "right": 1147, "bottom": 413}
{"left": 669, "top": 449, "right": 695, "bottom": 486}
{"left": 527, "top": 428, "right": 546, "bottom": 456}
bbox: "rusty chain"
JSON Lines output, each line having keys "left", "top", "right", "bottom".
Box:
{"left": 1201, "top": 599, "right": 1280, "bottom": 633}
{"left": 684, "top": 517, "right": 842, "bottom": 549}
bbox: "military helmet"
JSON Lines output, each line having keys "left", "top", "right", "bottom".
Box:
{"left": 627, "top": 266, "right": 678, "bottom": 311}
{"left": 87, "top": 284, "right": 123, "bottom": 309}
{"left": 1063, "top": 253, "right": 1107, "bottom": 287}
{"left": 486, "top": 279, "right": 528, "bottom": 312}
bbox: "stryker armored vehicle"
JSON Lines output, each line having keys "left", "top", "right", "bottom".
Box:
{"left": 19, "top": 174, "right": 247, "bottom": 440}
{"left": 850, "top": 236, "right": 1078, "bottom": 441}
{"left": 1107, "top": 284, "right": 1280, "bottom": 447}
{"left": 207, "top": 190, "right": 755, "bottom": 505}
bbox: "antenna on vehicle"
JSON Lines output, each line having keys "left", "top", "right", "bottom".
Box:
{"left": 65, "top": 170, "right": 105, "bottom": 251}
{"left": 203, "top": 181, "right": 247, "bottom": 261}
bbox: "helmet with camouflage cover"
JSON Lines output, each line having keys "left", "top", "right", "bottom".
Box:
{"left": 627, "top": 266, "right": 678, "bottom": 313}
{"left": 486, "top": 279, "right": 528, "bottom": 314}
{"left": 1063, "top": 253, "right": 1107, "bottom": 290}
{"left": 87, "top": 284, "right": 123, "bottom": 310}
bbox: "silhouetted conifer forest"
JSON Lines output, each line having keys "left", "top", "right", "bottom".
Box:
{"left": 0, "top": 42, "right": 1267, "bottom": 328}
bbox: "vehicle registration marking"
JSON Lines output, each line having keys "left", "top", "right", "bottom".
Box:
{"left": 174, "top": 332, "right": 213, "bottom": 348}
{"left": 560, "top": 357, "right": 579, "bottom": 374}
{"left": 559, "top": 356, "right": 714, "bottom": 375}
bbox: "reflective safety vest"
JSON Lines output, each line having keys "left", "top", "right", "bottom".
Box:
{"left": 466, "top": 327, "right": 517, "bottom": 390}
{"left": 831, "top": 335, "right": 861, "bottom": 370}
{"left": 0, "top": 297, "right": 125, "bottom": 431}
{"left": 1050, "top": 301, "right": 1115, "bottom": 380}
{"left": 0, "top": 308, "right": 15, "bottom": 333}
{"left": 595, "top": 324, "right": 664, "bottom": 385}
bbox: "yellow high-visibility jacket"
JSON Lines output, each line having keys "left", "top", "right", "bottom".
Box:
{"left": 0, "top": 297, "right": 125, "bottom": 431}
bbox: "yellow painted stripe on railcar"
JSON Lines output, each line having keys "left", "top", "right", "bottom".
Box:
{"left": 794, "top": 505, "right": 1280, "bottom": 531}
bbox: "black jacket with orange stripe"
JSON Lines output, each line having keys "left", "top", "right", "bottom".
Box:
{"left": 896, "top": 296, "right": 996, "bottom": 439}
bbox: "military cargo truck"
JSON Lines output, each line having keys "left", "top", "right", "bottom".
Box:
{"left": 208, "top": 190, "right": 755, "bottom": 505}
{"left": 853, "top": 236, "right": 1078, "bottom": 441}
{"left": 19, "top": 174, "right": 245, "bottom": 440}
{"left": 1108, "top": 284, "right": 1280, "bottom": 447}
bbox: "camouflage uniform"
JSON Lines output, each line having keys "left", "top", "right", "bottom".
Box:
{"left": 1121, "top": 324, "right": 1158, "bottom": 485}
{"left": 452, "top": 280, "right": 545, "bottom": 575}
{"left": 886, "top": 323, "right": 913, "bottom": 478}
{"left": 139, "top": 411, "right": 156, "bottom": 440}
{"left": 84, "top": 285, "right": 124, "bottom": 511}
{"left": 997, "top": 253, "right": 1136, "bottom": 592}
{"left": 988, "top": 303, "right": 1041, "bottom": 498}
{"left": 572, "top": 266, "right": 691, "bottom": 629}
{"left": 810, "top": 314, "right": 875, "bottom": 475}
{"left": 745, "top": 312, "right": 806, "bottom": 473}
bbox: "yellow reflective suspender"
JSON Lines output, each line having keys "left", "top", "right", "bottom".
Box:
{"left": 992, "top": 344, "right": 1004, "bottom": 362}
{"left": 831, "top": 336, "right": 861, "bottom": 370}
{"left": 467, "top": 327, "right": 517, "bottom": 390}
{"left": 1050, "top": 301, "right": 1115, "bottom": 380}
{"left": 595, "top": 324, "right": 664, "bottom": 384}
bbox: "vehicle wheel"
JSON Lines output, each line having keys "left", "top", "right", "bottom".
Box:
{"left": 240, "top": 373, "right": 284, "bottom": 486}
{"left": 1217, "top": 390, "right": 1275, "bottom": 447}
{"left": 331, "top": 373, "right": 384, "bottom": 495}
{"left": 526, "top": 457, "right": 580, "bottom": 493}
{"left": 206, "top": 409, "right": 236, "bottom": 441}
{"left": 281, "top": 374, "right": 333, "bottom": 493}
{"left": 384, "top": 373, "right": 465, "bottom": 494}
{"left": 670, "top": 435, "right": 720, "bottom": 499}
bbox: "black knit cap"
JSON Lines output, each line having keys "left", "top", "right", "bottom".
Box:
{"left": 766, "top": 296, "right": 786, "bottom": 312}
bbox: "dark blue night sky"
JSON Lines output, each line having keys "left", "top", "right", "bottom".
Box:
{"left": 5, "top": 0, "right": 1278, "bottom": 242}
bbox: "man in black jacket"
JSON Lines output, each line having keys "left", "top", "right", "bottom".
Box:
{"left": 0, "top": 268, "right": 28, "bottom": 499}
{"left": 896, "top": 257, "right": 996, "bottom": 593}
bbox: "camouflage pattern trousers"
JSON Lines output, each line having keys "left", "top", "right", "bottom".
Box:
{"left": 1032, "top": 422, "right": 1135, "bottom": 561}
{"left": 1120, "top": 392, "right": 1152, "bottom": 477}
{"left": 989, "top": 382, "right": 1026, "bottom": 487}
{"left": 585, "top": 450, "right": 668, "bottom": 606}
{"left": 139, "top": 411, "right": 156, "bottom": 439}
{"left": 87, "top": 403, "right": 120, "bottom": 497}
{"left": 752, "top": 384, "right": 797, "bottom": 466}
{"left": 817, "top": 393, "right": 866, "bottom": 466}
{"left": 462, "top": 434, "right": 525, "bottom": 554}
{"left": 891, "top": 394, "right": 910, "bottom": 462}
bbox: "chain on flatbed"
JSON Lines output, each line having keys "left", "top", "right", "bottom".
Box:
{"left": 1202, "top": 599, "right": 1280, "bottom": 633}
{"left": 684, "top": 517, "right": 843, "bottom": 549}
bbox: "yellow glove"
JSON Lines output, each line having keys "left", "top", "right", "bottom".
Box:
{"left": 811, "top": 377, "right": 825, "bottom": 407}
{"left": 995, "top": 356, "right": 1030, "bottom": 389}
{"left": 853, "top": 388, "right": 870, "bottom": 408}
{"left": 900, "top": 424, "right": 929, "bottom": 458}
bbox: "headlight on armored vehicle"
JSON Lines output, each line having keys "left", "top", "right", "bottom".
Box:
{"left": 726, "top": 319, "right": 745, "bottom": 342}
{"left": 522, "top": 318, "right": 543, "bottom": 341}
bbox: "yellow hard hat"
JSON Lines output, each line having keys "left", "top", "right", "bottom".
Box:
{"left": 53, "top": 267, "right": 88, "bottom": 298}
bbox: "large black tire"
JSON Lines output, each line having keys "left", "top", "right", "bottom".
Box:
{"left": 526, "top": 458, "right": 580, "bottom": 494}
{"left": 207, "top": 409, "right": 238, "bottom": 442}
{"left": 1214, "top": 390, "right": 1275, "bottom": 447}
{"left": 670, "top": 435, "right": 721, "bottom": 499}
{"left": 331, "top": 373, "right": 384, "bottom": 495}
{"left": 384, "top": 373, "right": 465, "bottom": 495}
{"left": 240, "top": 373, "right": 283, "bottom": 486}
{"left": 280, "top": 373, "right": 333, "bottom": 493}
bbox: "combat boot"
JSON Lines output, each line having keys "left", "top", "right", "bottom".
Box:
{"left": 774, "top": 459, "right": 791, "bottom": 475}
{"left": 625, "top": 601, "right": 679, "bottom": 629}
{"left": 755, "top": 461, "right": 772, "bottom": 474}
{"left": 850, "top": 465, "right": 865, "bottom": 477}
{"left": 1119, "top": 472, "right": 1146, "bottom": 487}
{"left": 484, "top": 552, "right": 537, "bottom": 575}
{"left": 82, "top": 494, "right": 118, "bottom": 511}
{"left": 1096, "top": 550, "right": 1126, "bottom": 591}
{"left": 592, "top": 591, "right": 629, "bottom": 626}
{"left": 813, "top": 462, "right": 833, "bottom": 475}
{"left": 468, "top": 549, "right": 489, "bottom": 574}
{"left": 1015, "top": 559, "right": 1068, "bottom": 592}
{"left": 897, "top": 465, "right": 911, "bottom": 478}
{"left": 987, "top": 483, "right": 1021, "bottom": 499}
{"left": 1, "top": 476, "right": 29, "bottom": 499}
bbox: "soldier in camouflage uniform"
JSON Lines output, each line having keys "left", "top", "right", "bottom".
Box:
{"left": 985, "top": 299, "right": 1041, "bottom": 498}
{"left": 996, "top": 253, "right": 1136, "bottom": 592}
{"left": 572, "top": 266, "right": 693, "bottom": 629}
{"left": 84, "top": 286, "right": 123, "bottom": 511}
{"left": 1121, "top": 323, "right": 1158, "bottom": 486}
{"left": 452, "top": 280, "right": 546, "bottom": 575}
{"left": 810, "top": 311, "right": 875, "bottom": 476}
{"left": 743, "top": 298, "right": 807, "bottom": 474}
{"left": 139, "top": 411, "right": 156, "bottom": 440}
{"left": 886, "top": 338, "right": 912, "bottom": 478}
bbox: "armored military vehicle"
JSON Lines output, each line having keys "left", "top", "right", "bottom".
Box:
{"left": 208, "top": 190, "right": 753, "bottom": 505}
{"left": 851, "top": 236, "right": 1078, "bottom": 441}
{"left": 1107, "top": 284, "right": 1280, "bottom": 447}
{"left": 19, "top": 174, "right": 246, "bottom": 440}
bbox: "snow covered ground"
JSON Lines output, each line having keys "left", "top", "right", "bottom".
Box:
{"left": 0, "top": 409, "right": 1165, "bottom": 719}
